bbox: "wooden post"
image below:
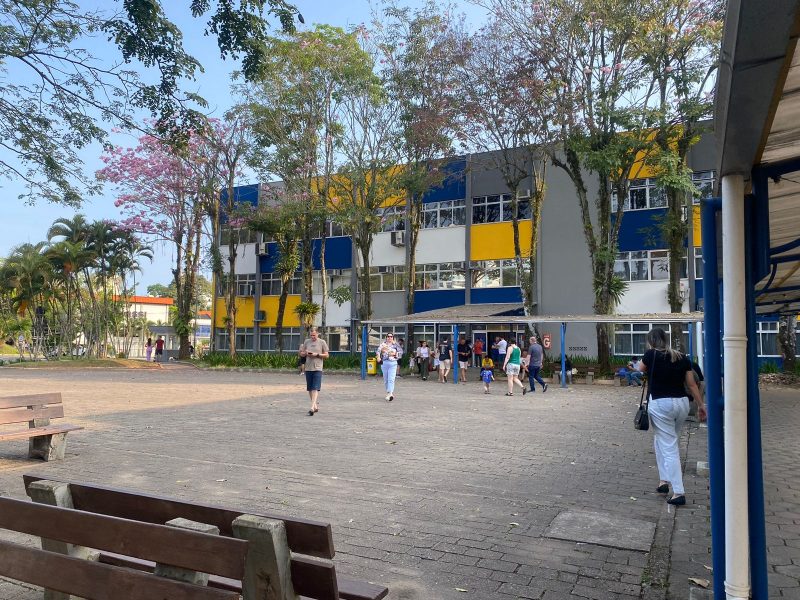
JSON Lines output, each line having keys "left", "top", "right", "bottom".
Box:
{"left": 27, "top": 481, "right": 99, "bottom": 600}
{"left": 154, "top": 518, "right": 220, "bottom": 586}
{"left": 232, "top": 515, "right": 299, "bottom": 600}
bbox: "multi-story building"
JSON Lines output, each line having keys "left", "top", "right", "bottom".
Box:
{"left": 212, "top": 138, "right": 788, "bottom": 363}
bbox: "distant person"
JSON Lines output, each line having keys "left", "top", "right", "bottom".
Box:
{"left": 502, "top": 339, "right": 527, "bottom": 396}
{"left": 480, "top": 365, "right": 495, "bottom": 394}
{"left": 528, "top": 335, "right": 547, "bottom": 392}
{"left": 496, "top": 336, "right": 508, "bottom": 366}
{"left": 416, "top": 340, "right": 430, "bottom": 380}
{"left": 377, "top": 333, "right": 402, "bottom": 401}
{"left": 299, "top": 327, "right": 329, "bottom": 416}
{"left": 154, "top": 336, "right": 165, "bottom": 362}
{"left": 457, "top": 336, "right": 471, "bottom": 382}
{"left": 473, "top": 337, "right": 484, "bottom": 368}
{"left": 481, "top": 354, "right": 495, "bottom": 372}
{"left": 520, "top": 349, "right": 530, "bottom": 383}
{"left": 437, "top": 337, "right": 453, "bottom": 383}
{"left": 145, "top": 337, "right": 153, "bottom": 362}
{"left": 559, "top": 357, "right": 574, "bottom": 385}
{"left": 617, "top": 357, "right": 643, "bottom": 386}
{"left": 638, "top": 328, "right": 706, "bottom": 506}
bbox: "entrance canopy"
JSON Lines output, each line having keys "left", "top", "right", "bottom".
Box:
{"left": 362, "top": 303, "right": 704, "bottom": 326}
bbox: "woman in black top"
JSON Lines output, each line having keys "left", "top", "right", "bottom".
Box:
{"left": 637, "top": 328, "right": 706, "bottom": 506}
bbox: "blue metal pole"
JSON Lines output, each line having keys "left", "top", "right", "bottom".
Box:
{"left": 688, "top": 326, "right": 694, "bottom": 362}
{"left": 453, "top": 324, "right": 459, "bottom": 384}
{"left": 361, "top": 325, "right": 367, "bottom": 380}
{"left": 745, "top": 196, "right": 769, "bottom": 599}
{"left": 701, "top": 197, "right": 725, "bottom": 599}
{"left": 560, "top": 322, "right": 567, "bottom": 388}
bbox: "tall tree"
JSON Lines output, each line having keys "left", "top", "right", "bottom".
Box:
{"left": 455, "top": 21, "right": 556, "bottom": 323}
{"left": 376, "top": 1, "right": 463, "bottom": 314}
{"left": 98, "top": 132, "right": 215, "bottom": 359}
{"left": 0, "top": 0, "right": 302, "bottom": 205}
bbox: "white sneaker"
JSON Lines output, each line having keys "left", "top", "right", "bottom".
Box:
{"left": 385, "top": 394, "right": 390, "bottom": 401}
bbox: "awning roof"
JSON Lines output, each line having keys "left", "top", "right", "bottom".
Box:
{"left": 363, "top": 304, "right": 704, "bottom": 326}
{"left": 715, "top": 0, "right": 800, "bottom": 316}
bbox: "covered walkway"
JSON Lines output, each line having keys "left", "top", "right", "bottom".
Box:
{"left": 706, "top": 1, "right": 800, "bottom": 598}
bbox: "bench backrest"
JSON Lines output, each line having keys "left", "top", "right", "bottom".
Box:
{"left": 0, "top": 496, "right": 244, "bottom": 600}
{"left": 23, "top": 474, "right": 340, "bottom": 600}
{"left": 0, "top": 393, "right": 64, "bottom": 425}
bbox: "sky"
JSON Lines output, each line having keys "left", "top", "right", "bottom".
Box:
{"left": 0, "top": 1, "right": 487, "bottom": 292}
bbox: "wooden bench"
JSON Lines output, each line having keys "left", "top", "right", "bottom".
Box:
{"left": 24, "top": 474, "right": 389, "bottom": 600}
{"left": 0, "top": 491, "right": 246, "bottom": 600}
{"left": 0, "top": 393, "right": 82, "bottom": 460}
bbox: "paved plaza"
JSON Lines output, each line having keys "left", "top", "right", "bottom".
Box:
{"left": 0, "top": 367, "right": 797, "bottom": 599}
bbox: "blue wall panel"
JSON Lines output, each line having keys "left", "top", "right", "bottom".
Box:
{"left": 471, "top": 287, "right": 523, "bottom": 304}
{"left": 616, "top": 208, "right": 667, "bottom": 251}
{"left": 220, "top": 184, "right": 259, "bottom": 224}
{"left": 258, "top": 243, "right": 282, "bottom": 273}
{"left": 422, "top": 158, "right": 467, "bottom": 204}
{"left": 414, "top": 289, "right": 466, "bottom": 313}
{"left": 312, "top": 236, "right": 353, "bottom": 270}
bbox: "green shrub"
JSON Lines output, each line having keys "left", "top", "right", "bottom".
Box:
{"left": 759, "top": 361, "right": 780, "bottom": 374}
{"left": 201, "top": 352, "right": 360, "bottom": 370}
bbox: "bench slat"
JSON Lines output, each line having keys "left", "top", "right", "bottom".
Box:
{"left": 0, "top": 424, "right": 83, "bottom": 442}
{"left": 23, "top": 474, "right": 335, "bottom": 559}
{"left": 0, "top": 539, "right": 240, "bottom": 600}
{"left": 0, "top": 393, "right": 62, "bottom": 410}
{"left": 0, "top": 404, "right": 64, "bottom": 426}
{"left": 0, "top": 497, "right": 248, "bottom": 580}
{"left": 338, "top": 576, "right": 390, "bottom": 600}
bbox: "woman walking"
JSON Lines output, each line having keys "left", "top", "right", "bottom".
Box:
{"left": 638, "top": 328, "right": 706, "bottom": 506}
{"left": 502, "top": 340, "right": 527, "bottom": 396}
{"left": 377, "top": 333, "right": 402, "bottom": 401}
{"left": 144, "top": 337, "right": 153, "bottom": 362}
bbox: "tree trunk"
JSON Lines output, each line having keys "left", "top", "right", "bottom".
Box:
{"left": 276, "top": 276, "right": 290, "bottom": 353}
{"left": 406, "top": 193, "right": 419, "bottom": 315}
{"left": 778, "top": 315, "right": 797, "bottom": 372}
{"left": 226, "top": 219, "right": 238, "bottom": 360}
{"left": 358, "top": 242, "right": 372, "bottom": 321}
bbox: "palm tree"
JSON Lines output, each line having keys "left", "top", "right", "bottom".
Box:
{"left": 0, "top": 243, "right": 53, "bottom": 358}
{"left": 45, "top": 240, "right": 94, "bottom": 357}
{"left": 108, "top": 231, "right": 153, "bottom": 355}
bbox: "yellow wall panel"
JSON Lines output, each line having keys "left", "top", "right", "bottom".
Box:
{"left": 470, "top": 222, "right": 534, "bottom": 261}
{"left": 692, "top": 205, "right": 702, "bottom": 247}
{"left": 259, "top": 295, "right": 302, "bottom": 327}
{"left": 213, "top": 296, "right": 302, "bottom": 328}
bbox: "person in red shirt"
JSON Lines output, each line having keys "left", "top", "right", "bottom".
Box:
{"left": 473, "top": 338, "right": 484, "bottom": 368}
{"left": 154, "top": 336, "right": 165, "bottom": 362}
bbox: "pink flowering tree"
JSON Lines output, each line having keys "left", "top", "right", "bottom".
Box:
{"left": 98, "top": 132, "right": 219, "bottom": 359}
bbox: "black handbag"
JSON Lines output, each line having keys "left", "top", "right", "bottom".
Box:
{"left": 634, "top": 355, "right": 654, "bottom": 431}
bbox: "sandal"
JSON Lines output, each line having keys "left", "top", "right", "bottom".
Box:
{"left": 505, "top": 392, "right": 514, "bottom": 396}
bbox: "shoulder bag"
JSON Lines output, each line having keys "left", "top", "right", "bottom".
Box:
{"left": 634, "top": 352, "right": 655, "bottom": 431}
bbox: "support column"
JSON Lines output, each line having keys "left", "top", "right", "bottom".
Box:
{"left": 721, "top": 173, "right": 750, "bottom": 600}
{"left": 701, "top": 197, "right": 725, "bottom": 600}
{"left": 360, "top": 325, "right": 367, "bottom": 380}
{"left": 452, "top": 324, "right": 459, "bottom": 384}
{"left": 560, "top": 322, "right": 566, "bottom": 388}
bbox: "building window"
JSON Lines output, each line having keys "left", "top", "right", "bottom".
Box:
{"left": 472, "top": 194, "right": 531, "bottom": 224}
{"left": 378, "top": 204, "right": 405, "bottom": 232}
{"left": 325, "top": 220, "right": 346, "bottom": 237}
{"left": 236, "top": 274, "right": 256, "bottom": 296}
{"left": 692, "top": 171, "right": 716, "bottom": 204}
{"left": 615, "top": 250, "right": 680, "bottom": 282}
{"left": 214, "top": 328, "right": 229, "bottom": 351}
{"left": 261, "top": 272, "right": 302, "bottom": 296}
{"left": 694, "top": 248, "right": 703, "bottom": 280}
{"left": 412, "top": 325, "right": 436, "bottom": 346}
{"left": 258, "top": 327, "right": 302, "bottom": 351}
{"left": 219, "top": 226, "right": 258, "bottom": 245}
{"left": 470, "top": 260, "right": 524, "bottom": 287}
{"left": 234, "top": 327, "right": 255, "bottom": 351}
{"left": 359, "top": 266, "right": 406, "bottom": 293}
{"left": 613, "top": 323, "right": 691, "bottom": 356}
{"left": 757, "top": 321, "right": 779, "bottom": 356}
{"left": 326, "top": 326, "right": 350, "bottom": 352}
{"left": 612, "top": 179, "right": 668, "bottom": 212}
{"left": 422, "top": 199, "right": 466, "bottom": 228}
{"left": 414, "top": 262, "right": 466, "bottom": 290}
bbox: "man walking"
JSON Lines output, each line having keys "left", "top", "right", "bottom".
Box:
{"left": 154, "top": 335, "right": 165, "bottom": 362}
{"left": 299, "top": 327, "right": 329, "bottom": 416}
{"left": 457, "top": 336, "right": 471, "bottom": 382}
{"left": 528, "top": 335, "right": 548, "bottom": 392}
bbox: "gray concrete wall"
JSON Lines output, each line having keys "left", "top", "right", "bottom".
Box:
{"left": 687, "top": 126, "right": 716, "bottom": 172}
{"left": 371, "top": 292, "right": 407, "bottom": 319}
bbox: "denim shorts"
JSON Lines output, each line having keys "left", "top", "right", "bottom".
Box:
{"left": 305, "top": 370, "right": 322, "bottom": 391}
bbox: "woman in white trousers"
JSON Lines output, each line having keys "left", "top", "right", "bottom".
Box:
{"left": 638, "top": 328, "right": 706, "bottom": 506}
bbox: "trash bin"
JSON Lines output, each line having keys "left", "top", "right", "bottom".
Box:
{"left": 366, "top": 357, "right": 377, "bottom": 375}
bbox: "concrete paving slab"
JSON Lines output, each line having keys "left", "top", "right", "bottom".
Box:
{"left": 544, "top": 509, "right": 656, "bottom": 552}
